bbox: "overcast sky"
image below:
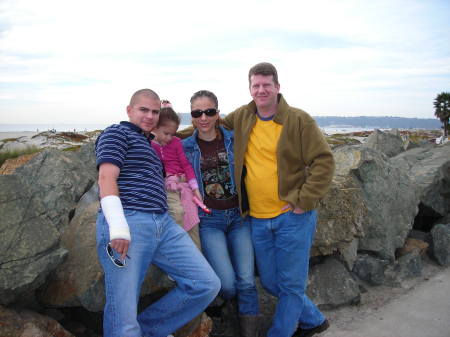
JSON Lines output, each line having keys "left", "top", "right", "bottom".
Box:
{"left": 1, "top": 0, "right": 449, "bottom": 125}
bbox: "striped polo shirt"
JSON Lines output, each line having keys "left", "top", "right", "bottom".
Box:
{"left": 95, "top": 121, "right": 167, "bottom": 212}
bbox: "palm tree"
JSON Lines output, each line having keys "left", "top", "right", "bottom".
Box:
{"left": 434, "top": 92, "right": 450, "bottom": 142}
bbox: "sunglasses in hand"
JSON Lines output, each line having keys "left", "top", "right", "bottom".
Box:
{"left": 106, "top": 242, "right": 130, "bottom": 268}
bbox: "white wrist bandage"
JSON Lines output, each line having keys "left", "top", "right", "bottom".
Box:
{"left": 100, "top": 195, "right": 131, "bottom": 241}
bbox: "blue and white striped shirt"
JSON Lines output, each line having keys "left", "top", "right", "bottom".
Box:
{"left": 95, "top": 121, "right": 167, "bottom": 212}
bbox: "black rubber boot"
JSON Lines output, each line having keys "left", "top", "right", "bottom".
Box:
{"left": 239, "top": 315, "right": 260, "bottom": 337}
{"left": 209, "top": 299, "right": 239, "bottom": 337}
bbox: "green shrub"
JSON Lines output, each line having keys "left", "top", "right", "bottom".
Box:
{"left": 0, "top": 146, "right": 41, "bottom": 167}
{"left": 62, "top": 145, "right": 82, "bottom": 152}
{"left": 1, "top": 138, "right": 19, "bottom": 143}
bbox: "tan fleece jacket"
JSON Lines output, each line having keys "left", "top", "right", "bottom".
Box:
{"left": 222, "top": 94, "right": 335, "bottom": 214}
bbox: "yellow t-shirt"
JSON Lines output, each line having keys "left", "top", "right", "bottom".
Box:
{"left": 244, "top": 115, "right": 289, "bottom": 218}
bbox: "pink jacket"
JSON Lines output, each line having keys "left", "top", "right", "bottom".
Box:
{"left": 152, "top": 137, "right": 200, "bottom": 231}
{"left": 151, "top": 136, "right": 198, "bottom": 190}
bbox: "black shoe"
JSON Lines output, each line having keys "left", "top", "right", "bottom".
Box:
{"left": 293, "top": 319, "right": 329, "bottom": 337}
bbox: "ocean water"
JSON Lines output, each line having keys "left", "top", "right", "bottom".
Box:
{"left": 322, "top": 126, "right": 376, "bottom": 134}
{"left": 0, "top": 123, "right": 376, "bottom": 134}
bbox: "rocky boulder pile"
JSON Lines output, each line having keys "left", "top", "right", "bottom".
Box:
{"left": 0, "top": 129, "right": 449, "bottom": 336}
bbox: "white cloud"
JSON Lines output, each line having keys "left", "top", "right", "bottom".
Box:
{"left": 0, "top": 0, "right": 449, "bottom": 124}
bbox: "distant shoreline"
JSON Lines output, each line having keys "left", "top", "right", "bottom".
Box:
{"left": 0, "top": 116, "right": 442, "bottom": 133}
{"left": 2, "top": 124, "right": 379, "bottom": 134}
{"left": 0, "top": 126, "right": 387, "bottom": 138}
{"left": 0, "top": 127, "right": 442, "bottom": 142}
{"left": 0, "top": 124, "right": 109, "bottom": 133}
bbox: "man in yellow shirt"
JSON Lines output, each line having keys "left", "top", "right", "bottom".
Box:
{"left": 222, "top": 62, "right": 335, "bottom": 337}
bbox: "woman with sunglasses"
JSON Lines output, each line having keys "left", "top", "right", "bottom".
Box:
{"left": 183, "top": 90, "right": 260, "bottom": 337}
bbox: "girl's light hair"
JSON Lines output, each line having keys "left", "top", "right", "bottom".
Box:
{"left": 157, "top": 107, "right": 180, "bottom": 127}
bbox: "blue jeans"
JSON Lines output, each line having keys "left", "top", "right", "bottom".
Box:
{"left": 96, "top": 210, "right": 220, "bottom": 337}
{"left": 199, "top": 207, "right": 259, "bottom": 315}
{"left": 250, "top": 210, "right": 325, "bottom": 337}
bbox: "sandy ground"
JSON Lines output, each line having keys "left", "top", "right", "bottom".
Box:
{"left": 319, "top": 259, "right": 450, "bottom": 337}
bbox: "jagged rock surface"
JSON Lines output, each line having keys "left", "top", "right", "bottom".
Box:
{"left": 430, "top": 223, "right": 450, "bottom": 266}
{"left": 364, "top": 129, "right": 405, "bottom": 157}
{"left": 307, "top": 257, "right": 360, "bottom": 309}
{"left": 313, "top": 175, "right": 366, "bottom": 256}
{"left": 0, "top": 131, "right": 449, "bottom": 336}
{"left": 333, "top": 145, "right": 419, "bottom": 260}
{"left": 391, "top": 142, "right": 450, "bottom": 217}
{"left": 0, "top": 144, "right": 97, "bottom": 305}
{"left": 0, "top": 305, "right": 75, "bottom": 337}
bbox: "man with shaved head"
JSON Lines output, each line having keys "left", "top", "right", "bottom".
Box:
{"left": 95, "top": 88, "right": 220, "bottom": 337}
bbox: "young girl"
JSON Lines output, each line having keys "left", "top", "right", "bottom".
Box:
{"left": 151, "top": 106, "right": 202, "bottom": 248}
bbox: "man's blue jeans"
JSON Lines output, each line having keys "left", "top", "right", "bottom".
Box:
{"left": 199, "top": 207, "right": 259, "bottom": 315}
{"left": 96, "top": 209, "right": 220, "bottom": 337}
{"left": 250, "top": 210, "right": 325, "bottom": 337}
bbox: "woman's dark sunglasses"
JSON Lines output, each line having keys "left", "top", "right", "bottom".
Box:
{"left": 106, "top": 243, "right": 130, "bottom": 267}
{"left": 191, "top": 108, "right": 218, "bottom": 118}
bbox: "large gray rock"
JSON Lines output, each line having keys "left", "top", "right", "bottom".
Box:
{"left": 14, "top": 144, "right": 97, "bottom": 230}
{"left": 307, "top": 257, "right": 360, "bottom": 309}
{"left": 0, "top": 174, "right": 68, "bottom": 305}
{"left": 391, "top": 142, "right": 450, "bottom": 217}
{"left": 0, "top": 144, "right": 97, "bottom": 305}
{"left": 313, "top": 175, "right": 366, "bottom": 256}
{"left": 384, "top": 250, "right": 423, "bottom": 287}
{"left": 333, "top": 145, "right": 419, "bottom": 260}
{"left": 394, "top": 251, "right": 423, "bottom": 279}
{"left": 38, "top": 184, "right": 174, "bottom": 312}
{"left": 37, "top": 185, "right": 104, "bottom": 311}
{"left": 364, "top": 129, "right": 405, "bottom": 158}
{"left": 430, "top": 223, "right": 450, "bottom": 266}
{"left": 353, "top": 254, "right": 390, "bottom": 286}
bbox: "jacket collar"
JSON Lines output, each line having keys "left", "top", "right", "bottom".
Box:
{"left": 247, "top": 94, "right": 289, "bottom": 125}
{"left": 192, "top": 125, "right": 231, "bottom": 138}
{"left": 119, "top": 121, "right": 155, "bottom": 141}
{"left": 120, "top": 121, "right": 143, "bottom": 133}
{"left": 186, "top": 125, "right": 232, "bottom": 148}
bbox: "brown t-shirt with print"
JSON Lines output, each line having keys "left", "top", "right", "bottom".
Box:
{"left": 197, "top": 136, "right": 239, "bottom": 210}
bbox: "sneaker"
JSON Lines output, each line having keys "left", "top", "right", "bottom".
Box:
{"left": 293, "top": 319, "right": 329, "bottom": 337}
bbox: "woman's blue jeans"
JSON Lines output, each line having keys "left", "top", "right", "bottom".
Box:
{"left": 96, "top": 209, "right": 220, "bottom": 337}
{"left": 199, "top": 207, "right": 259, "bottom": 315}
{"left": 250, "top": 210, "right": 325, "bottom": 337}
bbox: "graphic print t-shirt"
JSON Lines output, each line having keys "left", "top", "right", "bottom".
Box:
{"left": 197, "top": 136, "right": 238, "bottom": 210}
